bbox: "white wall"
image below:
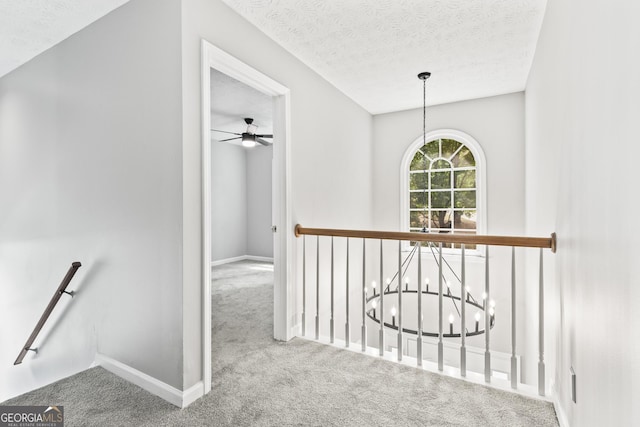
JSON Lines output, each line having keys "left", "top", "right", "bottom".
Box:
{"left": 525, "top": 0, "right": 640, "bottom": 425}
{"left": 181, "top": 0, "right": 373, "bottom": 389}
{"left": 0, "top": 0, "right": 184, "bottom": 401}
{"left": 372, "top": 92, "right": 525, "bottom": 235}
{"left": 211, "top": 143, "right": 248, "bottom": 261}
{"left": 210, "top": 142, "right": 273, "bottom": 262}
{"left": 246, "top": 145, "right": 273, "bottom": 258}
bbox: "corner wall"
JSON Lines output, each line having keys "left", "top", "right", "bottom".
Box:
{"left": 211, "top": 143, "right": 248, "bottom": 261}
{"left": 246, "top": 145, "right": 273, "bottom": 259}
{"left": 0, "top": 0, "right": 184, "bottom": 401}
{"left": 525, "top": 0, "right": 640, "bottom": 424}
{"left": 210, "top": 143, "right": 273, "bottom": 262}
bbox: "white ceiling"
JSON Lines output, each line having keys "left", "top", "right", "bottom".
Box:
{"left": 0, "top": 0, "right": 131, "bottom": 78}
{"left": 0, "top": 0, "right": 547, "bottom": 115}
{"left": 210, "top": 69, "right": 273, "bottom": 146}
{"left": 221, "top": 0, "right": 547, "bottom": 114}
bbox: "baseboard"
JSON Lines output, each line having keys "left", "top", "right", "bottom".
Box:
{"left": 210, "top": 255, "right": 247, "bottom": 267}
{"left": 95, "top": 354, "right": 203, "bottom": 408}
{"left": 245, "top": 255, "right": 274, "bottom": 263}
{"left": 553, "top": 394, "right": 570, "bottom": 427}
{"left": 211, "top": 255, "right": 274, "bottom": 267}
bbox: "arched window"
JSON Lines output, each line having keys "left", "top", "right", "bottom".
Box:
{"left": 400, "top": 129, "right": 486, "bottom": 250}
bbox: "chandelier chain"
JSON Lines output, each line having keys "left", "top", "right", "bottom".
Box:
{"left": 422, "top": 76, "right": 428, "bottom": 232}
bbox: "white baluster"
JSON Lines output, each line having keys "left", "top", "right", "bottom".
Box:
{"left": 511, "top": 246, "right": 517, "bottom": 389}
{"left": 302, "top": 235, "right": 306, "bottom": 336}
{"left": 460, "top": 244, "right": 466, "bottom": 377}
{"left": 484, "top": 246, "right": 491, "bottom": 383}
{"left": 379, "top": 240, "right": 384, "bottom": 357}
{"left": 315, "top": 236, "right": 320, "bottom": 340}
{"left": 438, "top": 243, "right": 443, "bottom": 371}
{"left": 417, "top": 242, "right": 422, "bottom": 367}
{"left": 330, "top": 236, "right": 334, "bottom": 344}
{"left": 362, "top": 239, "right": 367, "bottom": 352}
{"left": 538, "top": 248, "right": 545, "bottom": 396}
{"left": 397, "top": 240, "right": 403, "bottom": 362}
{"left": 345, "top": 238, "right": 350, "bottom": 347}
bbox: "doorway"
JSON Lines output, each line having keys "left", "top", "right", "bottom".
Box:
{"left": 201, "top": 41, "right": 293, "bottom": 395}
{"left": 209, "top": 69, "right": 274, "bottom": 265}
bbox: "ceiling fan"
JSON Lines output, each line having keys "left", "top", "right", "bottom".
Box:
{"left": 211, "top": 118, "right": 273, "bottom": 147}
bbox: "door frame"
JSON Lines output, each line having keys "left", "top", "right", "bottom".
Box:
{"left": 201, "top": 40, "right": 294, "bottom": 394}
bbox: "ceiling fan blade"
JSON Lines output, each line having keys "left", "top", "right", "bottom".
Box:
{"left": 211, "top": 129, "right": 242, "bottom": 136}
{"left": 256, "top": 138, "right": 272, "bottom": 146}
{"left": 218, "top": 137, "right": 241, "bottom": 142}
{"left": 255, "top": 134, "right": 273, "bottom": 138}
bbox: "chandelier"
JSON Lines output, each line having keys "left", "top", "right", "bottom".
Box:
{"left": 364, "top": 72, "right": 495, "bottom": 338}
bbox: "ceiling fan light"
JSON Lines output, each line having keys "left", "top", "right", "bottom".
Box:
{"left": 242, "top": 133, "right": 256, "bottom": 147}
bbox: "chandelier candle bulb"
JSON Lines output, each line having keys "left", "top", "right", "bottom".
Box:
{"left": 391, "top": 306, "right": 397, "bottom": 327}
{"left": 372, "top": 281, "right": 377, "bottom": 296}
{"left": 449, "top": 313, "right": 455, "bottom": 335}
{"left": 475, "top": 312, "right": 481, "bottom": 332}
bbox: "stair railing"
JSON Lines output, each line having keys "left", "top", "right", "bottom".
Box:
{"left": 14, "top": 262, "right": 82, "bottom": 365}
{"left": 295, "top": 224, "right": 556, "bottom": 396}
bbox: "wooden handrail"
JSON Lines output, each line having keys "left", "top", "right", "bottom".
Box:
{"left": 14, "top": 262, "right": 82, "bottom": 365}
{"left": 295, "top": 225, "right": 556, "bottom": 253}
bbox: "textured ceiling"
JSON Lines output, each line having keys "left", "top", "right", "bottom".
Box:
{"left": 211, "top": 69, "right": 273, "bottom": 147}
{"left": 0, "top": 0, "right": 131, "bottom": 78}
{"left": 221, "top": 0, "right": 547, "bottom": 114}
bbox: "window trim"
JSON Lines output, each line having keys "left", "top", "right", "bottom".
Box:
{"left": 400, "top": 129, "right": 487, "bottom": 254}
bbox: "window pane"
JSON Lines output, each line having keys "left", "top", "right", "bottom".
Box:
{"left": 410, "top": 211, "right": 429, "bottom": 228}
{"left": 455, "top": 210, "right": 477, "bottom": 229}
{"left": 410, "top": 151, "right": 429, "bottom": 171}
{"left": 410, "top": 192, "right": 428, "bottom": 209}
{"left": 410, "top": 172, "right": 428, "bottom": 190}
{"left": 454, "top": 170, "right": 476, "bottom": 188}
{"left": 430, "top": 210, "right": 452, "bottom": 229}
{"left": 431, "top": 191, "right": 451, "bottom": 209}
{"left": 442, "top": 139, "right": 462, "bottom": 159}
{"left": 432, "top": 159, "right": 451, "bottom": 170}
{"left": 451, "top": 146, "right": 475, "bottom": 167}
{"left": 454, "top": 190, "right": 476, "bottom": 208}
{"left": 430, "top": 171, "right": 451, "bottom": 189}
{"left": 424, "top": 140, "right": 439, "bottom": 159}
{"left": 454, "top": 211, "right": 476, "bottom": 230}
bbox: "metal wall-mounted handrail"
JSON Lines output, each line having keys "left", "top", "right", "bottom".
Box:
{"left": 14, "top": 262, "right": 82, "bottom": 365}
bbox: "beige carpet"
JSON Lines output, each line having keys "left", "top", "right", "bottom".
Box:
{"left": 2, "top": 260, "right": 558, "bottom": 426}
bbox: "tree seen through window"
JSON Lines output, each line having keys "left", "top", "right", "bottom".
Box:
{"left": 409, "top": 138, "right": 477, "bottom": 248}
